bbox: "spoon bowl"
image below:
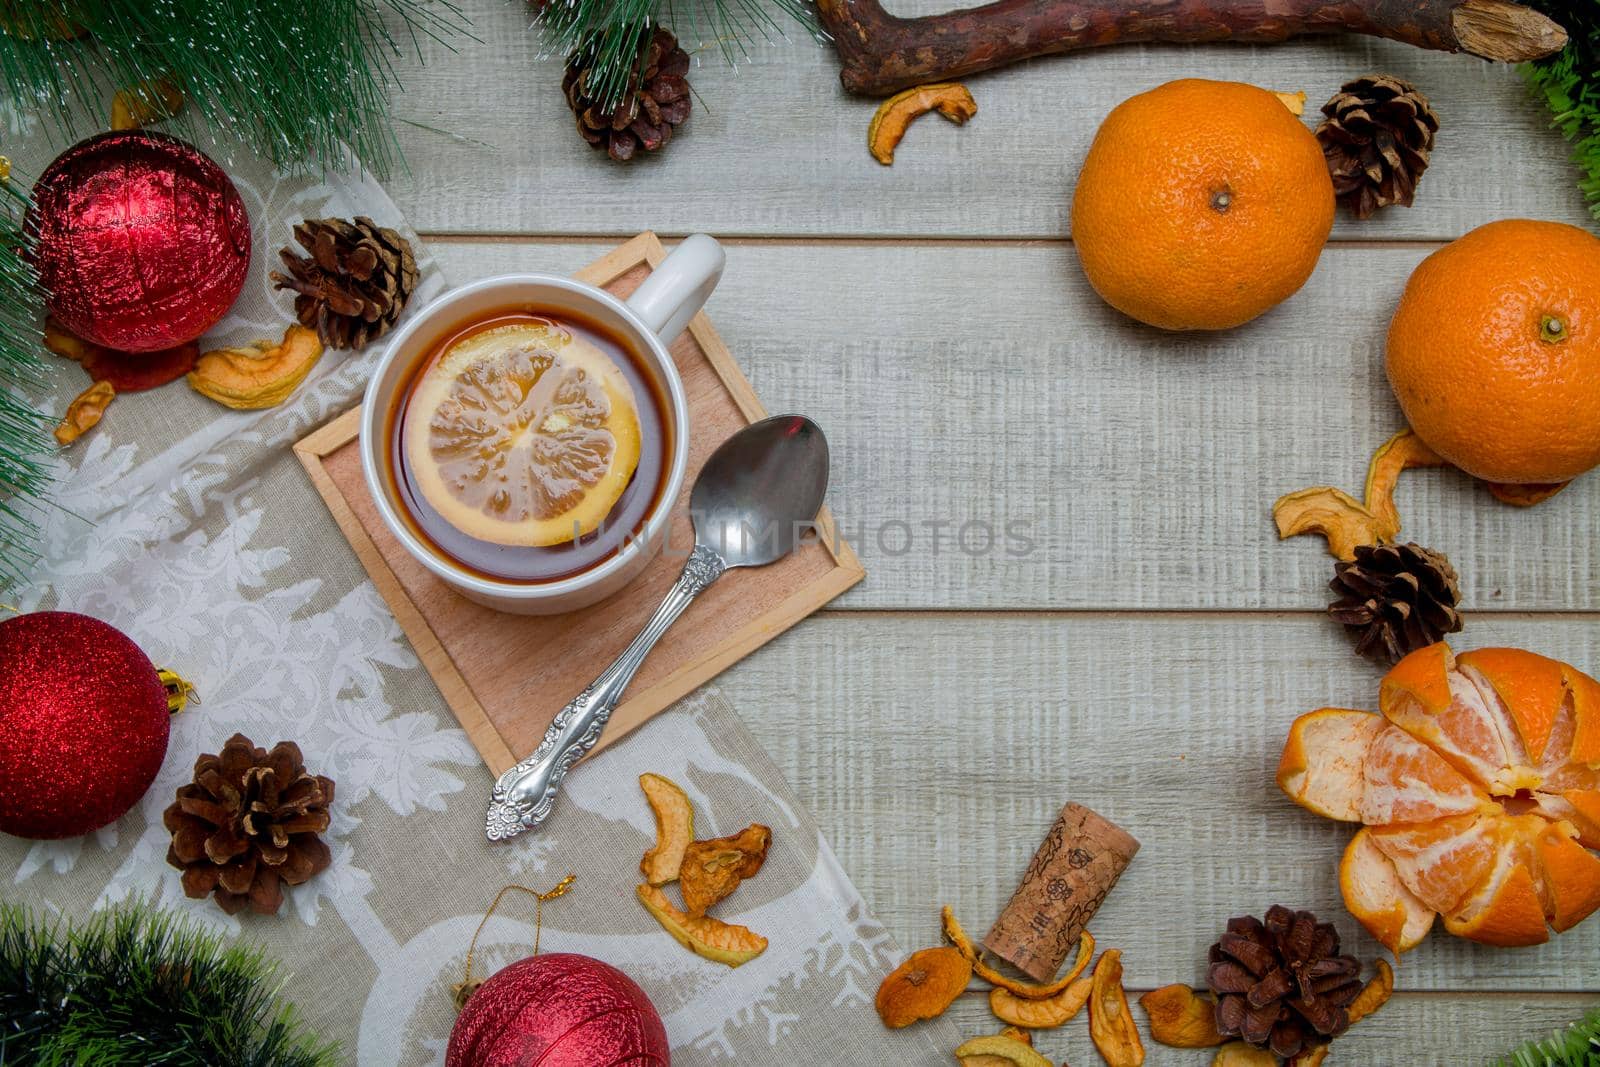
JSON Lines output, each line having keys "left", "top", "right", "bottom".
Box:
{"left": 691, "top": 415, "right": 829, "bottom": 568}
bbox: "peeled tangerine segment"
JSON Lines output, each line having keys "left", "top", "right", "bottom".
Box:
{"left": 638, "top": 773, "right": 694, "bottom": 886}
{"left": 1368, "top": 813, "right": 1500, "bottom": 915}
{"left": 1361, "top": 723, "right": 1485, "bottom": 827}
{"left": 1277, "top": 708, "right": 1384, "bottom": 822}
{"left": 1340, "top": 829, "right": 1435, "bottom": 954}
{"left": 1535, "top": 822, "right": 1600, "bottom": 932}
{"left": 1440, "top": 820, "right": 1551, "bottom": 947}
{"left": 1456, "top": 648, "right": 1568, "bottom": 764}
{"left": 635, "top": 884, "right": 767, "bottom": 967}
{"left": 405, "top": 321, "right": 641, "bottom": 547}
{"left": 1382, "top": 656, "right": 1532, "bottom": 795}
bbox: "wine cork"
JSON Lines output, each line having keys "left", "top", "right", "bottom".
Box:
{"left": 982, "top": 802, "right": 1140, "bottom": 982}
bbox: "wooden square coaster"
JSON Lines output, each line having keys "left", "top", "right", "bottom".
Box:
{"left": 295, "top": 233, "right": 864, "bottom": 775}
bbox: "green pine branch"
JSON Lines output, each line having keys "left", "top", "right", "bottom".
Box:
{"left": 1522, "top": 0, "right": 1600, "bottom": 219}
{"left": 0, "top": 899, "right": 338, "bottom": 1065}
{"left": 1495, "top": 1006, "right": 1600, "bottom": 1067}
{"left": 0, "top": 0, "right": 471, "bottom": 177}
{"left": 0, "top": 175, "right": 54, "bottom": 594}
{"left": 537, "top": 0, "right": 819, "bottom": 109}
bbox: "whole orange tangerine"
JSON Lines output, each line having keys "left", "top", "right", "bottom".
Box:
{"left": 1387, "top": 219, "right": 1600, "bottom": 486}
{"left": 1070, "top": 79, "right": 1334, "bottom": 331}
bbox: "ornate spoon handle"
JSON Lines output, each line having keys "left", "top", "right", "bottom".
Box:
{"left": 485, "top": 545, "right": 728, "bottom": 841}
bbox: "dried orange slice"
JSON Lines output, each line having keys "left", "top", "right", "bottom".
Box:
{"left": 1339, "top": 828, "right": 1434, "bottom": 954}
{"left": 404, "top": 321, "right": 641, "bottom": 547}
{"left": 635, "top": 883, "right": 767, "bottom": 966}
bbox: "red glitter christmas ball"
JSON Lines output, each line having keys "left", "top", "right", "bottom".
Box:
{"left": 28, "top": 130, "right": 251, "bottom": 353}
{"left": 446, "top": 953, "right": 670, "bottom": 1067}
{"left": 0, "top": 612, "right": 171, "bottom": 840}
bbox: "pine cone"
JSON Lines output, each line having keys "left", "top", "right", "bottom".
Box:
{"left": 563, "top": 28, "right": 691, "bottom": 163}
{"left": 1316, "top": 75, "right": 1439, "bottom": 219}
{"left": 163, "top": 733, "right": 335, "bottom": 916}
{"left": 1208, "top": 906, "right": 1364, "bottom": 1060}
{"left": 1328, "top": 542, "right": 1462, "bottom": 665}
{"left": 270, "top": 217, "right": 419, "bottom": 350}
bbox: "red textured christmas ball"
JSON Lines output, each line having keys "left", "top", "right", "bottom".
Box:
{"left": 28, "top": 130, "right": 251, "bottom": 353}
{"left": 0, "top": 612, "right": 171, "bottom": 839}
{"left": 446, "top": 953, "right": 670, "bottom": 1067}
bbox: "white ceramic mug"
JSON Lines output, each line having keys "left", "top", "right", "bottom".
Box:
{"left": 359, "top": 234, "right": 725, "bottom": 614}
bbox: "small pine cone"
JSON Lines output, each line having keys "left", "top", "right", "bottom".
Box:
{"left": 1328, "top": 542, "right": 1462, "bottom": 664}
{"left": 270, "top": 217, "right": 419, "bottom": 350}
{"left": 563, "top": 28, "right": 691, "bottom": 163}
{"left": 163, "top": 733, "right": 335, "bottom": 916}
{"left": 1316, "top": 75, "right": 1439, "bottom": 220}
{"left": 1208, "top": 906, "right": 1365, "bottom": 1060}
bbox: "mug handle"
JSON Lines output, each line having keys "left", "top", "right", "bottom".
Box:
{"left": 625, "top": 233, "right": 725, "bottom": 346}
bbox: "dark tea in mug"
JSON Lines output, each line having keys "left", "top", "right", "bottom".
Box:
{"left": 385, "top": 309, "right": 671, "bottom": 584}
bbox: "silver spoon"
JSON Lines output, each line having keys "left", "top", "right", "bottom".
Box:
{"left": 485, "top": 414, "right": 830, "bottom": 841}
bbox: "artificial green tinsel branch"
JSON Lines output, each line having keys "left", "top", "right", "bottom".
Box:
{"left": 0, "top": 173, "right": 54, "bottom": 594}
{"left": 534, "top": 0, "right": 819, "bottom": 110}
{"left": 1495, "top": 1007, "right": 1600, "bottom": 1067}
{"left": 0, "top": 899, "right": 337, "bottom": 1065}
{"left": 0, "top": 0, "right": 470, "bottom": 177}
{"left": 1522, "top": 0, "right": 1600, "bottom": 219}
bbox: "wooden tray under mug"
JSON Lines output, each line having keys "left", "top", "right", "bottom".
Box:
{"left": 295, "top": 233, "right": 864, "bottom": 775}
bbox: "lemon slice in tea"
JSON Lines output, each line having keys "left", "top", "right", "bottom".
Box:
{"left": 403, "top": 320, "right": 642, "bottom": 547}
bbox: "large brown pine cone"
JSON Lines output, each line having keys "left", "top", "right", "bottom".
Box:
{"left": 1328, "top": 542, "right": 1462, "bottom": 665}
{"left": 270, "top": 217, "right": 419, "bottom": 350}
{"left": 1316, "top": 75, "right": 1439, "bottom": 220}
{"left": 563, "top": 28, "right": 691, "bottom": 162}
{"left": 163, "top": 733, "right": 335, "bottom": 916}
{"left": 1208, "top": 906, "right": 1364, "bottom": 1059}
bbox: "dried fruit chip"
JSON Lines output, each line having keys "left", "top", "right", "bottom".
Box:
{"left": 635, "top": 883, "right": 767, "bottom": 967}
{"left": 875, "top": 946, "right": 971, "bottom": 1028}
{"left": 1274, "top": 429, "right": 1448, "bottom": 560}
{"left": 187, "top": 325, "right": 324, "bottom": 409}
{"left": 1287, "top": 1045, "right": 1332, "bottom": 1067}
{"left": 867, "top": 82, "right": 977, "bottom": 165}
{"left": 1139, "top": 983, "right": 1225, "bottom": 1048}
{"left": 1272, "top": 485, "right": 1384, "bottom": 562}
{"left": 680, "top": 823, "right": 771, "bottom": 916}
{"left": 952, "top": 1035, "right": 1052, "bottom": 1067}
{"left": 1213, "top": 1042, "right": 1279, "bottom": 1066}
{"left": 998, "top": 1027, "right": 1032, "bottom": 1046}
{"left": 110, "top": 77, "right": 184, "bottom": 130}
{"left": 1345, "top": 957, "right": 1395, "bottom": 1025}
{"left": 943, "top": 905, "right": 1094, "bottom": 998}
{"left": 1485, "top": 481, "right": 1569, "bottom": 507}
{"left": 1089, "top": 949, "right": 1145, "bottom": 1067}
{"left": 1364, "top": 429, "right": 1446, "bottom": 535}
{"left": 1273, "top": 90, "right": 1308, "bottom": 115}
{"left": 54, "top": 380, "right": 114, "bottom": 446}
{"left": 990, "top": 976, "right": 1091, "bottom": 1029}
{"left": 639, "top": 773, "right": 694, "bottom": 886}
{"left": 44, "top": 318, "right": 199, "bottom": 392}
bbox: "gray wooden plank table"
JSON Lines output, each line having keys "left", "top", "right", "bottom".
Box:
{"left": 391, "top": 2, "right": 1600, "bottom": 1061}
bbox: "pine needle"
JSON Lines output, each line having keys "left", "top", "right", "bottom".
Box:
{"left": 0, "top": 899, "right": 338, "bottom": 1065}
{"left": 0, "top": 175, "right": 54, "bottom": 594}
{"left": 1494, "top": 1007, "right": 1600, "bottom": 1067}
{"left": 536, "top": 0, "right": 819, "bottom": 108}
{"left": 1522, "top": 0, "right": 1600, "bottom": 219}
{"left": 0, "top": 0, "right": 471, "bottom": 177}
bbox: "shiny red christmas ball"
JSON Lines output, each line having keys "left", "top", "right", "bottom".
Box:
{"left": 29, "top": 130, "right": 251, "bottom": 353}
{"left": 0, "top": 612, "right": 171, "bottom": 839}
{"left": 446, "top": 953, "right": 670, "bottom": 1067}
